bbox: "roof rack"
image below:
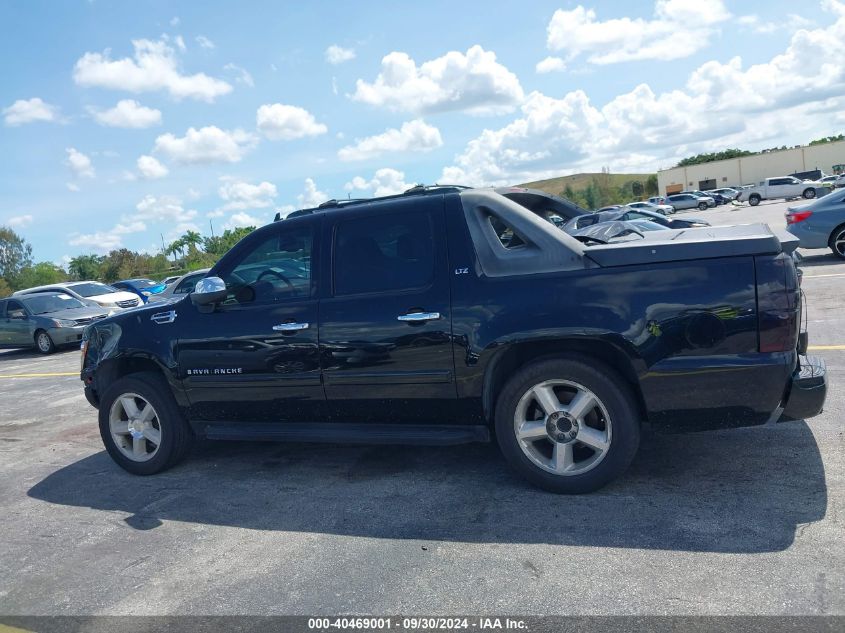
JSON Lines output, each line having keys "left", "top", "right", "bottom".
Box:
{"left": 274, "top": 183, "right": 471, "bottom": 221}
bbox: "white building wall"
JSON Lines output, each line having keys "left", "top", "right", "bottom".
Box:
{"left": 657, "top": 139, "right": 845, "bottom": 194}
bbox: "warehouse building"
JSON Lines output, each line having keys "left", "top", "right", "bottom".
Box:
{"left": 657, "top": 139, "right": 845, "bottom": 194}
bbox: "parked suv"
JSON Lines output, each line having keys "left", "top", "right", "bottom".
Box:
{"left": 15, "top": 281, "right": 141, "bottom": 309}
{"left": 666, "top": 193, "right": 715, "bottom": 211}
{"left": 80, "top": 187, "right": 825, "bottom": 493}
{"left": 1, "top": 292, "right": 109, "bottom": 354}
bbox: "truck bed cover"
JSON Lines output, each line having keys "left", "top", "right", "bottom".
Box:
{"left": 584, "top": 224, "right": 798, "bottom": 267}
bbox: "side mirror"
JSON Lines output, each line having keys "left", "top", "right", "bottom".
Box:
{"left": 191, "top": 276, "right": 228, "bottom": 307}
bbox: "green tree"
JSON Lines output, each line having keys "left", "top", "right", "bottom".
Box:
{"left": 631, "top": 181, "right": 644, "bottom": 199}
{"left": 181, "top": 230, "right": 203, "bottom": 255}
{"left": 99, "top": 249, "right": 136, "bottom": 282}
{"left": 677, "top": 148, "right": 753, "bottom": 167}
{"left": 645, "top": 174, "right": 659, "bottom": 196}
{"left": 0, "top": 277, "right": 12, "bottom": 298}
{"left": 203, "top": 227, "right": 254, "bottom": 255}
{"left": 68, "top": 254, "right": 104, "bottom": 281}
{"left": 16, "top": 262, "right": 68, "bottom": 289}
{"left": 809, "top": 134, "right": 845, "bottom": 146}
{"left": 0, "top": 226, "right": 33, "bottom": 288}
{"left": 583, "top": 182, "right": 599, "bottom": 210}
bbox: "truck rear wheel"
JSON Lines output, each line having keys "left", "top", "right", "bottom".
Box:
{"left": 749, "top": 194, "right": 761, "bottom": 206}
{"left": 803, "top": 188, "right": 816, "bottom": 199}
{"left": 494, "top": 356, "right": 640, "bottom": 494}
{"left": 98, "top": 371, "right": 193, "bottom": 475}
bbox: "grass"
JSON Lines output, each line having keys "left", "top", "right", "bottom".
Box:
{"left": 517, "top": 172, "right": 654, "bottom": 196}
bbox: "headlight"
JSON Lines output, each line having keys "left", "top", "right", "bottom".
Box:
{"left": 52, "top": 318, "right": 77, "bottom": 327}
{"left": 97, "top": 301, "right": 118, "bottom": 308}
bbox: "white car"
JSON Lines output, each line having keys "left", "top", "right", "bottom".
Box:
{"left": 737, "top": 176, "right": 824, "bottom": 206}
{"left": 820, "top": 174, "right": 845, "bottom": 188}
{"left": 14, "top": 281, "right": 142, "bottom": 309}
{"left": 148, "top": 268, "right": 211, "bottom": 304}
{"left": 626, "top": 200, "right": 674, "bottom": 215}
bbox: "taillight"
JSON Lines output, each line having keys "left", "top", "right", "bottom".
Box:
{"left": 786, "top": 210, "right": 812, "bottom": 225}
{"left": 756, "top": 254, "right": 800, "bottom": 353}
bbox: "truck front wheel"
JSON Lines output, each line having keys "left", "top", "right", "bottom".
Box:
{"left": 749, "top": 194, "right": 761, "bottom": 206}
{"left": 98, "top": 371, "right": 193, "bottom": 475}
{"left": 494, "top": 356, "right": 640, "bottom": 494}
{"left": 803, "top": 188, "right": 816, "bottom": 199}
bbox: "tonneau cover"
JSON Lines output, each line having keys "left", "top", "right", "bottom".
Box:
{"left": 584, "top": 223, "right": 798, "bottom": 268}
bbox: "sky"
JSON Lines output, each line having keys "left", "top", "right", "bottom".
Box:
{"left": 2, "top": 0, "right": 844, "bottom": 263}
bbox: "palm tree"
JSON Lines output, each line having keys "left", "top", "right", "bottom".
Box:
{"left": 181, "top": 230, "right": 203, "bottom": 255}
{"left": 165, "top": 238, "right": 185, "bottom": 264}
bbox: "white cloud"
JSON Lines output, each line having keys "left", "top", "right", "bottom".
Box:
{"left": 224, "top": 212, "right": 263, "bottom": 230}
{"left": 738, "top": 13, "right": 815, "bottom": 34}
{"left": 535, "top": 56, "right": 567, "bottom": 74}
{"left": 3, "top": 98, "right": 60, "bottom": 126}
{"left": 170, "top": 16, "right": 180, "bottom": 26}
{"left": 256, "top": 103, "right": 328, "bottom": 140}
{"left": 113, "top": 220, "right": 146, "bottom": 234}
{"left": 153, "top": 126, "right": 257, "bottom": 164}
{"left": 297, "top": 178, "right": 329, "bottom": 209}
{"left": 196, "top": 35, "right": 215, "bottom": 49}
{"left": 69, "top": 231, "right": 124, "bottom": 253}
{"left": 325, "top": 45, "right": 356, "bottom": 64}
{"left": 544, "top": 0, "right": 731, "bottom": 66}
{"left": 136, "top": 194, "right": 197, "bottom": 223}
{"left": 88, "top": 99, "right": 162, "bottom": 128}
{"left": 218, "top": 180, "right": 277, "bottom": 211}
{"left": 351, "top": 45, "right": 524, "bottom": 115}
{"left": 73, "top": 38, "right": 233, "bottom": 102}
{"left": 137, "top": 155, "right": 169, "bottom": 179}
{"left": 224, "top": 63, "right": 254, "bottom": 87}
{"left": 442, "top": 2, "right": 845, "bottom": 186}
{"left": 338, "top": 119, "right": 442, "bottom": 161}
{"left": 7, "top": 214, "right": 33, "bottom": 228}
{"left": 65, "top": 148, "right": 95, "bottom": 178}
{"left": 344, "top": 168, "right": 412, "bottom": 197}
{"left": 69, "top": 217, "right": 148, "bottom": 254}
{"left": 66, "top": 182, "right": 80, "bottom": 192}
{"left": 174, "top": 35, "right": 186, "bottom": 52}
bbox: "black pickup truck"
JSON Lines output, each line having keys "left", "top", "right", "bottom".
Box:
{"left": 80, "top": 187, "right": 827, "bottom": 493}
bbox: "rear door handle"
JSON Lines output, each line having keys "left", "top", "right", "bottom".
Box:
{"left": 397, "top": 312, "right": 441, "bottom": 323}
{"left": 272, "top": 322, "right": 309, "bottom": 332}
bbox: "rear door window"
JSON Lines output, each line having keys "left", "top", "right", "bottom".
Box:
{"left": 333, "top": 211, "right": 434, "bottom": 296}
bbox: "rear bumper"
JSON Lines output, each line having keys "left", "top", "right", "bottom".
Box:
{"left": 781, "top": 355, "right": 827, "bottom": 422}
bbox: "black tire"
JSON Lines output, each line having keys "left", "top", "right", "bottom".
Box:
{"left": 698, "top": 202, "right": 708, "bottom": 211}
{"left": 98, "top": 371, "right": 193, "bottom": 475}
{"left": 34, "top": 330, "right": 55, "bottom": 354}
{"left": 494, "top": 356, "right": 640, "bottom": 494}
{"left": 749, "top": 194, "right": 761, "bottom": 206}
{"left": 803, "top": 188, "right": 816, "bottom": 199}
{"left": 829, "top": 224, "right": 845, "bottom": 260}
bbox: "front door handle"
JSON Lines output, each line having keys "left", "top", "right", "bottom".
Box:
{"left": 272, "top": 322, "right": 309, "bottom": 332}
{"left": 397, "top": 312, "right": 441, "bottom": 323}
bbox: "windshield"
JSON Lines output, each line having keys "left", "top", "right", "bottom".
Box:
{"left": 21, "top": 294, "right": 86, "bottom": 314}
{"left": 68, "top": 282, "right": 117, "bottom": 297}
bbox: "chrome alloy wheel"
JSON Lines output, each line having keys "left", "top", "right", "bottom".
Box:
{"left": 36, "top": 332, "right": 52, "bottom": 352}
{"left": 833, "top": 228, "right": 845, "bottom": 258}
{"left": 513, "top": 380, "right": 612, "bottom": 476}
{"left": 109, "top": 393, "right": 162, "bottom": 462}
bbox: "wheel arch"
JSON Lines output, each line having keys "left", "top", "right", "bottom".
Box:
{"left": 481, "top": 337, "right": 648, "bottom": 425}
{"left": 93, "top": 354, "right": 182, "bottom": 404}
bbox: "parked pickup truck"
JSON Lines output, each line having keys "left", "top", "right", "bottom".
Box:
{"left": 80, "top": 186, "right": 827, "bottom": 493}
{"left": 738, "top": 176, "right": 824, "bottom": 206}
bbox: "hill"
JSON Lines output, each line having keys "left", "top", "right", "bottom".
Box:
{"left": 518, "top": 172, "right": 653, "bottom": 196}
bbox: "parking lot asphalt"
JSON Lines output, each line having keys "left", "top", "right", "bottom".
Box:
{"left": 1, "top": 199, "right": 843, "bottom": 616}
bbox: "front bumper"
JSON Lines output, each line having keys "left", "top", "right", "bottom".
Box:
{"left": 781, "top": 355, "right": 827, "bottom": 421}
{"left": 48, "top": 325, "right": 86, "bottom": 346}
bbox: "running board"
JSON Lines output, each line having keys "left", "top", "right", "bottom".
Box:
{"left": 199, "top": 422, "right": 490, "bottom": 445}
